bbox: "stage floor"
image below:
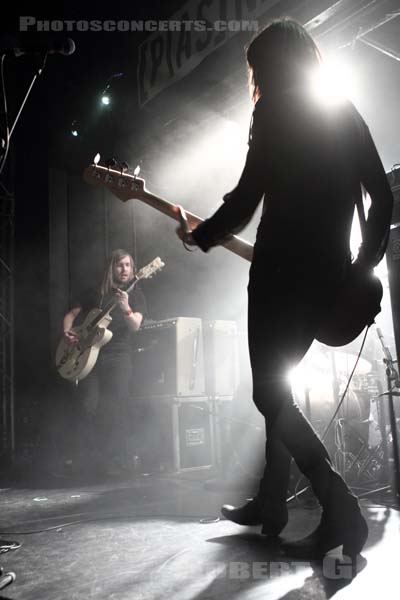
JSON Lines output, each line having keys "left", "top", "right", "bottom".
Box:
{"left": 0, "top": 470, "right": 398, "bottom": 599}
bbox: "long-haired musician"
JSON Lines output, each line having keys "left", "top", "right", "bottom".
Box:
{"left": 62, "top": 248, "right": 146, "bottom": 474}
{"left": 178, "top": 18, "right": 393, "bottom": 560}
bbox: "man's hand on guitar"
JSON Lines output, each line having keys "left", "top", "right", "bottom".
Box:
{"left": 115, "top": 288, "right": 130, "bottom": 312}
{"left": 63, "top": 330, "right": 79, "bottom": 345}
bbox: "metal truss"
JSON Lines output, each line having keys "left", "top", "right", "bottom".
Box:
{"left": 0, "top": 182, "right": 15, "bottom": 459}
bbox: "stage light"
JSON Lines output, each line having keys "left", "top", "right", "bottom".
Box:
{"left": 311, "top": 57, "right": 357, "bottom": 105}
{"left": 70, "top": 121, "right": 79, "bottom": 137}
{"left": 288, "top": 359, "right": 332, "bottom": 394}
{"left": 99, "top": 74, "right": 123, "bottom": 108}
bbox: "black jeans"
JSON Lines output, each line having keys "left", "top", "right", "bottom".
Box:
{"left": 247, "top": 257, "right": 345, "bottom": 504}
{"left": 75, "top": 351, "right": 133, "bottom": 465}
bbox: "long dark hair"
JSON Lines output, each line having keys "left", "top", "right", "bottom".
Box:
{"left": 246, "top": 18, "right": 322, "bottom": 103}
{"left": 100, "top": 249, "right": 135, "bottom": 295}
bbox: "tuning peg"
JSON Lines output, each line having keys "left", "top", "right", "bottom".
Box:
{"left": 105, "top": 157, "right": 118, "bottom": 169}
{"left": 134, "top": 165, "right": 141, "bottom": 177}
{"left": 119, "top": 161, "right": 129, "bottom": 174}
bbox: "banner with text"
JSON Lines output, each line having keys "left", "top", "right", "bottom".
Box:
{"left": 137, "top": 0, "right": 281, "bottom": 106}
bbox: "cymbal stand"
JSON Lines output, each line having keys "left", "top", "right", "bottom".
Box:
{"left": 374, "top": 376, "right": 390, "bottom": 483}
{"left": 376, "top": 327, "right": 400, "bottom": 502}
{"left": 329, "top": 350, "right": 346, "bottom": 477}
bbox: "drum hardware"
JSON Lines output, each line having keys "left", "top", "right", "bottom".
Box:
{"left": 330, "top": 352, "right": 372, "bottom": 375}
{"left": 376, "top": 327, "right": 400, "bottom": 500}
{"left": 352, "top": 327, "right": 400, "bottom": 502}
{"left": 327, "top": 348, "right": 371, "bottom": 477}
{"left": 334, "top": 418, "right": 391, "bottom": 485}
{"left": 299, "top": 344, "right": 393, "bottom": 494}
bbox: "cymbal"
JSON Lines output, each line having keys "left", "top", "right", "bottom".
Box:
{"left": 330, "top": 351, "right": 371, "bottom": 374}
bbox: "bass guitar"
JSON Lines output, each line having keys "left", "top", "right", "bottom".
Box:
{"left": 83, "top": 163, "right": 254, "bottom": 262}
{"left": 83, "top": 162, "right": 383, "bottom": 347}
{"left": 56, "top": 257, "right": 164, "bottom": 381}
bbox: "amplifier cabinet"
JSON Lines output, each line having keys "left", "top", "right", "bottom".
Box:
{"left": 387, "top": 166, "right": 400, "bottom": 224}
{"left": 386, "top": 224, "right": 400, "bottom": 367}
{"left": 203, "top": 320, "right": 240, "bottom": 397}
{"left": 134, "top": 396, "right": 214, "bottom": 473}
{"left": 172, "top": 397, "right": 214, "bottom": 472}
{"left": 387, "top": 168, "right": 400, "bottom": 368}
{"left": 131, "top": 317, "right": 205, "bottom": 397}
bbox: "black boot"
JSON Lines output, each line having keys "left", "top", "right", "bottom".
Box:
{"left": 221, "top": 497, "right": 288, "bottom": 536}
{"left": 221, "top": 432, "right": 291, "bottom": 536}
{"left": 261, "top": 400, "right": 369, "bottom": 559}
{"left": 282, "top": 459, "right": 368, "bottom": 559}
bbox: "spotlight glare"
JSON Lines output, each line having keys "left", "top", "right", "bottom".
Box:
{"left": 311, "top": 58, "right": 356, "bottom": 105}
{"left": 70, "top": 121, "right": 79, "bottom": 137}
{"left": 101, "top": 94, "right": 111, "bottom": 106}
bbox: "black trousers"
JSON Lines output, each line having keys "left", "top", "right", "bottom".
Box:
{"left": 75, "top": 351, "right": 133, "bottom": 465}
{"left": 247, "top": 256, "right": 346, "bottom": 504}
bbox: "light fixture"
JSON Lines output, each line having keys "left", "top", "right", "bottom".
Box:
{"left": 99, "top": 73, "right": 124, "bottom": 108}
{"left": 311, "top": 56, "right": 357, "bottom": 105}
{"left": 70, "top": 121, "right": 79, "bottom": 137}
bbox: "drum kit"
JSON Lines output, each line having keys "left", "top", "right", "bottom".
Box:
{"left": 222, "top": 329, "right": 399, "bottom": 494}
{"left": 291, "top": 339, "right": 396, "bottom": 486}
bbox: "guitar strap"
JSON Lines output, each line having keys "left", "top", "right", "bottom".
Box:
{"left": 355, "top": 184, "right": 367, "bottom": 242}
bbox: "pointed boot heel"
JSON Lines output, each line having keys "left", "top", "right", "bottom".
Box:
{"left": 221, "top": 498, "right": 288, "bottom": 536}
{"left": 342, "top": 513, "right": 369, "bottom": 559}
{"left": 261, "top": 516, "right": 288, "bottom": 537}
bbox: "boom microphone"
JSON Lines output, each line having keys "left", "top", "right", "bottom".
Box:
{"left": 2, "top": 36, "right": 75, "bottom": 57}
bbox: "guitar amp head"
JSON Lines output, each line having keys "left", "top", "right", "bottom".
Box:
{"left": 130, "top": 317, "right": 205, "bottom": 398}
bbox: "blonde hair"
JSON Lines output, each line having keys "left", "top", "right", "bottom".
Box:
{"left": 246, "top": 18, "right": 322, "bottom": 103}
{"left": 100, "top": 249, "right": 135, "bottom": 296}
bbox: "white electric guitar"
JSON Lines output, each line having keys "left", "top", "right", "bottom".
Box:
{"left": 56, "top": 257, "right": 165, "bottom": 382}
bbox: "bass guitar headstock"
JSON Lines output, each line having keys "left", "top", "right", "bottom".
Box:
{"left": 83, "top": 163, "right": 147, "bottom": 203}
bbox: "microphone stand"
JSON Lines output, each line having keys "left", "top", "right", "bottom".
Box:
{"left": 0, "top": 52, "right": 48, "bottom": 554}
{"left": 0, "top": 52, "right": 47, "bottom": 174}
{"left": 376, "top": 327, "right": 400, "bottom": 502}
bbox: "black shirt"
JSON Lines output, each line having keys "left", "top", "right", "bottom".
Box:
{"left": 192, "top": 92, "right": 393, "bottom": 272}
{"left": 71, "top": 284, "right": 147, "bottom": 356}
